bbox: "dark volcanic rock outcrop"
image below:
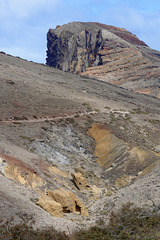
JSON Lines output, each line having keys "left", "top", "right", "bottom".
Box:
{"left": 46, "top": 23, "right": 103, "bottom": 72}
{"left": 46, "top": 22, "right": 160, "bottom": 98}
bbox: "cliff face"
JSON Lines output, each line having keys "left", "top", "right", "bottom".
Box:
{"left": 46, "top": 24, "right": 103, "bottom": 72}
{"left": 46, "top": 22, "right": 160, "bottom": 98}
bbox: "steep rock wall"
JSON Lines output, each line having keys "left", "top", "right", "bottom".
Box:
{"left": 46, "top": 22, "right": 160, "bottom": 98}
{"left": 47, "top": 27, "right": 103, "bottom": 73}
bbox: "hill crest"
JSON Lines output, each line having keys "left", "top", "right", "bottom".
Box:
{"left": 46, "top": 21, "right": 160, "bottom": 98}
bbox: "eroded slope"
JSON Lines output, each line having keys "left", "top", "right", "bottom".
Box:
{"left": 0, "top": 52, "right": 160, "bottom": 231}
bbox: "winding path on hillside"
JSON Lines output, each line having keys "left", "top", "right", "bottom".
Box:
{"left": 0, "top": 110, "right": 97, "bottom": 124}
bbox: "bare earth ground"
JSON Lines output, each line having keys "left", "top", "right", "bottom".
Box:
{"left": 0, "top": 52, "right": 160, "bottom": 232}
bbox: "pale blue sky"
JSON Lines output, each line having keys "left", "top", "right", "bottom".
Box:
{"left": 1, "top": 0, "right": 160, "bottom": 63}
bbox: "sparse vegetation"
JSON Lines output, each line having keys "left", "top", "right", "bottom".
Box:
{"left": 0, "top": 223, "right": 69, "bottom": 240}
{"left": 41, "top": 126, "right": 48, "bottom": 131}
{"left": 132, "top": 108, "right": 150, "bottom": 115}
{"left": 12, "top": 122, "right": 23, "bottom": 124}
{"left": 119, "top": 108, "right": 127, "bottom": 112}
{"left": 14, "top": 116, "right": 22, "bottom": 120}
{"left": 124, "top": 113, "right": 130, "bottom": 120}
{"left": 73, "top": 203, "right": 160, "bottom": 240}
{"left": 94, "top": 109, "right": 100, "bottom": 112}
{"left": 82, "top": 102, "right": 92, "bottom": 112}
{"left": 1, "top": 203, "right": 160, "bottom": 240}
{"left": 13, "top": 116, "right": 28, "bottom": 120}
{"left": 7, "top": 80, "right": 15, "bottom": 85}
{"left": 19, "top": 135, "right": 34, "bottom": 142}
{"left": 149, "top": 119, "right": 160, "bottom": 124}
{"left": 109, "top": 112, "right": 117, "bottom": 123}
{"left": 66, "top": 118, "right": 75, "bottom": 123}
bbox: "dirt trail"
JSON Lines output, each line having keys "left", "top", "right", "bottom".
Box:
{"left": 0, "top": 111, "right": 97, "bottom": 124}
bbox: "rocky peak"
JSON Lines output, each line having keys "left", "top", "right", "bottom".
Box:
{"left": 46, "top": 22, "right": 160, "bottom": 98}
{"left": 46, "top": 23, "right": 104, "bottom": 72}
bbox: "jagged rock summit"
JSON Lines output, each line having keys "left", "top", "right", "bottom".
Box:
{"left": 46, "top": 22, "right": 160, "bottom": 98}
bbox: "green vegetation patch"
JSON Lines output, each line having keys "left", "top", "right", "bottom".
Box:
{"left": 82, "top": 102, "right": 92, "bottom": 112}
{"left": 131, "top": 108, "right": 150, "bottom": 115}
{"left": 149, "top": 119, "right": 160, "bottom": 124}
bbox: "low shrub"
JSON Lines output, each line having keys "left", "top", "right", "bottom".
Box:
{"left": 0, "top": 223, "right": 69, "bottom": 240}
{"left": 1, "top": 203, "right": 160, "bottom": 240}
{"left": 73, "top": 203, "right": 160, "bottom": 240}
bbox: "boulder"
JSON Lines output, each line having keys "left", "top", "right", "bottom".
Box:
{"left": 91, "top": 185, "right": 102, "bottom": 198}
{"left": 47, "top": 189, "right": 89, "bottom": 216}
{"left": 71, "top": 172, "right": 90, "bottom": 191}
{"left": 36, "top": 193, "right": 63, "bottom": 217}
{"left": 154, "top": 145, "right": 160, "bottom": 153}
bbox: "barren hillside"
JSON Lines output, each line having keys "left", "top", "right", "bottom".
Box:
{"left": 0, "top": 51, "right": 160, "bottom": 232}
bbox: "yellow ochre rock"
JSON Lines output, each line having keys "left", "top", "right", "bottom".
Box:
{"left": 2, "top": 155, "right": 43, "bottom": 189}
{"left": 115, "top": 174, "right": 135, "bottom": 189}
{"left": 87, "top": 123, "right": 124, "bottom": 167}
{"left": 91, "top": 185, "right": 103, "bottom": 198}
{"left": 87, "top": 123, "right": 160, "bottom": 188}
{"left": 47, "top": 189, "right": 89, "bottom": 216}
{"left": 71, "top": 172, "right": 91, "bottom": 190}
{"left": 36, "top": 193, "right": 63, "bottom": 217}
